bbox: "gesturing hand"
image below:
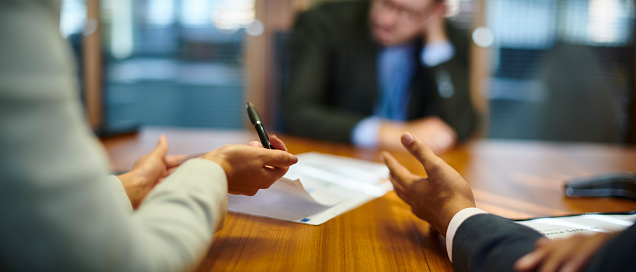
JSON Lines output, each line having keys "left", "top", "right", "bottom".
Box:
{"left": 201, "top": 135, "right": 298, "bottom": 196}
{"left": 382, "top": 132, "right": 475, "bottom": 235}
{"left": 379, "top": 117, "right": 457, "bottom": 154}
{"left": 118, "top": 135, "right": 187, "bottom": 209}
{"left": 514, "top": 233, "right": 616, "bottom": 272}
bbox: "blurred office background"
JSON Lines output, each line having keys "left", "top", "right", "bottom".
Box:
{"left": 62, "top": 0, "right": 636, "bottom": 143}
{"left": 62, "top": 0, "right": 254, "bottom": 131}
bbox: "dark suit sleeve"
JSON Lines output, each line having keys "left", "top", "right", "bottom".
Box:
{"left": 283, "top": 11, "right": 368, "bottom": 143}
{"left": 583, "top": 223, "right": 636, "bottom": 271}
{"left": 453, "top": 214, "right": 636, "bottom": 272}
{"left": 452, "top": 214, "right": 544, "bottom": 272}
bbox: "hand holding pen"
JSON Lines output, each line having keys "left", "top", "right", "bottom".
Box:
{"left": 148, "top": 103, "right": 295, "bottom": 196}
{"left": 244, "top": 102, "right": 294, "bottom": 179}
{"left": 246, "top": 102, "right": 273, "bottom": 149}
{"left": 245, "top": 101, "right": 292, "bottom": 170}
{"left": 248, "top": 134, "right": 288, "bottom": 152}
{"left": 204, "top": 102, "right": 297, "bottom": 195}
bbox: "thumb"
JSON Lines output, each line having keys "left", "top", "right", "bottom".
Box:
{"left": 152, "top": 134, "right": 169, "bottom": 158}
{"left": 401, "top": 132, "right": 443, "bottom": 175}
{"left": 260, "top": 150, "right": 299, "bottom": 168}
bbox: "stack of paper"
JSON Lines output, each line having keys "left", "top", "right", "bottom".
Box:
{"left": 228, "top": 152, "right": 392, "bottom": 225}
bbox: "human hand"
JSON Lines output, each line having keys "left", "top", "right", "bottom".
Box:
{"left": 201, "top": 135, "right": 298, "bottom": 196}
{"left": 248, "top": 134, "right": 293, "bottom": 181}
{"left": 421, "top": 0, "right": 448, "bottom": 44}
{"left": 117, "top": 135, "right": 187, "bottom": 209}
{"left": 379, "top": 117, "right": 457, "bottom": 154}
{"left": 247, "top": 134, "right": 288, "bottom": 151}
{"left": 382, "top": 132, "right": 475, "bottom": 235}
{"left": 514, "top": 232, "right": 616, "bottom": 272}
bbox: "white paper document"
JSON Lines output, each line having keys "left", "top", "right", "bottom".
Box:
{"left": 228, "top": 152, "right": 392, "bottom": 225}
{"left": 515, "top": 213, "right": 636, "bottom": 240}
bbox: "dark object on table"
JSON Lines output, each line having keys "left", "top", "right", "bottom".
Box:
{"left": 565, "top": 173, "right": 636, "bottom": 201}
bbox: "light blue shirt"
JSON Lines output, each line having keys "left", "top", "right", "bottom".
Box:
{"left": 351, "top": 41, "right": 455, "bottom": 148}
{"left": 376, "top": 42, "right": 417, "bottom": 121}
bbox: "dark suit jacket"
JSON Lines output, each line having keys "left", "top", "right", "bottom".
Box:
{"left": 454, "top": 214, "right": 636, "bottom": 271}
{"left": 283, "top": 0, "right": 477, "bottom": 143}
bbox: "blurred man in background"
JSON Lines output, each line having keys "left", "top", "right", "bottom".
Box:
{"left": 283, "top": 0, "right": 477, "bottom": 153}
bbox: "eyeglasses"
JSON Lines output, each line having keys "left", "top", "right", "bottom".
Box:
{"left": 372, "top": 0, "right": 433, "bottom": 23}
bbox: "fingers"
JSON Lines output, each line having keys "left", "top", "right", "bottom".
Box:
{"left": 400, "top": 132, "right": 444, "bottom": 176}
{"left": 562, "top": 252, "right": 590, "bottom": 272}
{"left": 389, "top": 176, "right": 407, "bottom": 199}
{"left": 560, "top": 234, "right": 610, "bottom": 272}
{"left": 165, "top": 154, "right": 189, "bottom": 168}
{"left": 535, "top": 237, "right": 551, "bottom": 247}
{"left": 261, "top": 166, "right": 289, "bottom": 187}
{"left": 269, "top": 135, "right": 288, "bottom": 151}
{"left": 514, "top": 245, "right": 550, "bottom": 272}
{"left": 248, "top": 141, "right": 263, "bottom": 148}
{"left": 259, "top": 149, "right": 298, "bottom": 167}
{"left": 231, "top": 188, "right": 260, "bottom": 196}
{"left": 152, "top": 134, "right": 169, "bottom": 158}
{"left": 515, "top": 234, "right": 611, "bottom": 272}
{"left": 538, "top": 242, "right": 574, "bottom": 272}
{"left": 382, "top": 151, "right": 413, "bottom": 189}
{"left": 248, "top": 135, "right": 288, "bottom": 151}
{"left": 164, "top": 166, "right": 178, "bottom": 177}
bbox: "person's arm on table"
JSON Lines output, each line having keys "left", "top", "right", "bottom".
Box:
{"left": 383, "top": 133, "right": 636, "bottom": 272}
{"left": 0, "top": 2, "right": 297, "bottom": 271}
{"left": 382, "top": 133, "right": 544, "bottom": 272}
{"left": 514, "top": 232, "right": 616, "bottom": 272}
{"left": 514, "top": 222, "right": 636, "bottom": 272}
{"left": 115, "top": 134, "right": 293, "bottom": 207}
{"left": 115, "top": 135, "right": 187, "bottom": 210}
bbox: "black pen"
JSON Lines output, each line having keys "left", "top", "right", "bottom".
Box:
{"left": 246, "top": 102, "right": 273, "bottom": 149}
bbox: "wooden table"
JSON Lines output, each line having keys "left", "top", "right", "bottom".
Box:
{"left": 101, "top": 127, "right": 636, "bottom": 271}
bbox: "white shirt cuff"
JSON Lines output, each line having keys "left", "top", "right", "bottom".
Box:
{"left": 421, "top": 41, "right": 455, "bottom": 67}
{"left": 351, "top": 117, "right": 382, "bottom": 148}
{"left": 445, "top": 207, "right": 488, "bottom": 262}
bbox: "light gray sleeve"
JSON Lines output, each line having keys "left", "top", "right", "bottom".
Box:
{"left": 107, "top": 175, "right": 134, "bottom": 213}
{"left": 0, "top": 1, "right": 228, "bottom": 271}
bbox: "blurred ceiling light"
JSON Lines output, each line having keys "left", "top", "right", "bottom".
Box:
{"left": 147, "top": 0, "right": 175, "bottom": 26}
{"left": 111, "top": 0, "right": 133, "bottom": 59}
{"left": 60, "top": 0, "right": 86, "bottom": 37}
{"left": 587, "top": 0, "right": 624, "bottom": 44}
{"left": 181, "top": 0, "right": 211, "bottom": 26}
{"left": 472, "top": 27, "right": 494, "bottom": 48}
{"left": 211, "top": 0, "right": 255, "bottom": 33}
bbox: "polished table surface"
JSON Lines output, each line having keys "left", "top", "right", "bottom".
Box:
{"left": 101, "top": 127, "right": 636, "bottom": 271}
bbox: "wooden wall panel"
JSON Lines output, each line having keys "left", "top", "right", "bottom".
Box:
{"left": 245, "top": 0, "right": 306, "bottom": 128}
{"left": 470, "top": 0, "right": 489, "bottom": 138}
{"left": 84, "top": 0, "right": 103, "bottom": 129}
